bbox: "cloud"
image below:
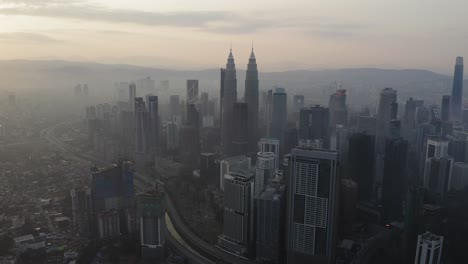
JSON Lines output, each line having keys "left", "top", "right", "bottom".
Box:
{"left": 0, "top": 4, "right": 233, "bottom": 28}
{"left": 0, "top": 32, "right": 62, "bottom": 43}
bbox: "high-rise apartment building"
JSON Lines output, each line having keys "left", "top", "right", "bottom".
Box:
{"left": 218, "top": 170, "right": 255, "bottom": 257}
{"left": 255, "top": 152, "right": 275, "bottom": 197}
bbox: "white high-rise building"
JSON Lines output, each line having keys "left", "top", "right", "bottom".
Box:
{"left": 414, "top": 232, "right": 443, "bottom": 264}
{"left": 258, "top": 137, "right": 280, "bottom": 169}
{"left": 423, "top": 138, "right": 449, "bottom": 188}
{"left": 255, "top": 152, "right": 275, "bottom": 197}
{"left": 218, "top": 170, "right": 254, "bottom": 257}
{"left": 219, "top": 155, "right": 251, "bottom": 191}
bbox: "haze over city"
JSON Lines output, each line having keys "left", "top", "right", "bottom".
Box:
{"left": 1, "top": 1, "right": 468, "bottom": 264}
{"left": 0, "top": 0, "right": 467, "bottom": 71}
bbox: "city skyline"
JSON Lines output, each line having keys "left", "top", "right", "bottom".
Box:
{"left": 0, "top": 0, "right": 467, "bottom": 72}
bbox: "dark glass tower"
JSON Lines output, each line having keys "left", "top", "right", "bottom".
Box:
{"left": 298, "top": 105, "right": 330, "bottom": 148}
{"left": 271, "top": 88, "right": 287, "bottom": 150}
{"left": 450, "top": 57, "right": 464, "bottom": 122}
{"left": 348, "top": 132, "right": 375, "bottom": 202}
{"left": 441, "top": 95, "right": 451, "bottom": 122}
{"left": 244, "top": 47, "right": 259, "bottom": 153}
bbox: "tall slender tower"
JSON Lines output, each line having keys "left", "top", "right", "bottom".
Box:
{"left": 450, "top": 56, "right": 464, "bottom": 122}
{"left": 245, "top": 46, "right": 259, "bottom": 153}
{"left": 134, "top": 97, "right": 149, "bottom": 167}
{"left": 222, "top": 49, "right": 238, "bottom": 155}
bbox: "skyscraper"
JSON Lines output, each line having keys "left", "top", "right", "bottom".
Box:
{"left": 218, "top": 169, "right": 255, "bottom": 257}
{"left": 186, "top": 80, "right": 199, "bottom": 104}
{"left": 147, "top": 95, "right": 159, "bottom": 158}
{"left": 348, "top": 132, "right": 375, "bottom": 201}
{"left": 450, "top": 57, "right": 464, "bottom": 122}
{"left": 423, "top": 138, "right": 449, "bottom": 187}
{"left": 293, "top": 95, "right": 305, "bottom": 113}
{"left": 169, "top": 95, "right": 180, "bottom": 120}
{"left": 258, "top": 137, "right": 280, "bottom": 170}
{"left": 222, "top": 50, "right": 238, "bottom": 155}
{"left": 166, "top": 122, "right": 178, "bottom": 150}
{"left": 271, "top": 88, "right": 287, "bottom": 149}
{"left": 298, "top": 105, "right": 330, "bottom": 147}
{"left": 137, "top": 189, "right": 166, "bottom": 261}
{"left": 129, "top": 83, "right": 136, "bottom": 111}
{"left": 244, "top": 47, "right": 259, "bottom": 152}
{"left": 255, "top": 185, "right": 285, "bottom": 263}
{"left": 285, "top": 148, "right": 338, "bottom": 264}
{"left": 414, "top": 232, "right": 443, "bottom": 264}
{"left": 230, "top": 102, "right": 249, "bottom": 156}
{"left": 219, "top": 155, "right": 251, "bottom": 191}
{"left": 382, "top": 137, "right": 408, "bottom": 221}
{"left": 328, "top": 89, "right": 348, "bottom": 128}
{"left": 441, "top": 95, "right": 451, "bottom": 122}
{"left": 255, "top": 152, "right": 275, "bottom": 197}
{"left": 220, "top": 68, "right": 226, "bottom": 125}
{"left": 134, "top": 97, "right": 149, "bottom": 167}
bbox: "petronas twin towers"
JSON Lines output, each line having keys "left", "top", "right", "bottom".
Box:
{"left": 221, "top": 47, "right": 259, "bottom": 156}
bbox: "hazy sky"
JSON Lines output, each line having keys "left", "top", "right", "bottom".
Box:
{"left": 0, "top": 0, "right": 467, "bottom": 72}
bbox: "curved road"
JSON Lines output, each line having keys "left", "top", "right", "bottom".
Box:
{"left": 43, "top": 121, "right": 254, "bottom": 264}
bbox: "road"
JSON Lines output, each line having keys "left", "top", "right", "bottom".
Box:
{"left": 43, "top": 121, "right": 254, "bottom": 264}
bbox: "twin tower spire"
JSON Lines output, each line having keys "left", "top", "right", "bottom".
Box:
{"left": 222, "top": 44, "right": 259, "bottom": 156}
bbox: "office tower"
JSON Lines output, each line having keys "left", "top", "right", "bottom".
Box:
{"left": 70, "top": 187, "right": 92, "bottom": 236}
{"left": 389, "top": 119, "right": 401, "bottom": 139}
{"left": 447, "top": 135, "right": 466, "bottom": 162}
{"left": 147, "top": 95, "right": 159, "bottom": 158}
{"left": 129, "top": 83, "right": 136, "bottom": 111}
{"left": 348, "top": 133, "right": 375, "bottom": 201}
{"left": 180, "top": 103, "right": 200, "bottom": 167}
{"left": 200, "top": 153, "right": 217, "bottom": 183}
{"left": 357, "top": 116, "right": 376, "bottom": 134}
{"left": 91, "top": 161, "right": 134, "bottom": 237}
{"left": 244, "top": 47, "right": 259, "bottom": 152}
{"left": 271, "top": 88, "right": 287, "bottom": 147}
{"left": 423, "top": 139, "right": 449, "bottom": 188}
{"left": 382, "top": 137, "right": 408, "bottom": 220}
{"left": 230, "top": 102, "right": 249, "bottom": 156}
{"left": 74, "top": 84, "right": 82, "bottom": 97}
{"left": 220, "top": 68, "right": 226, "bottom": 125}
{"left": 285, "top": 148, "right": 338, "bottom": 264}
{"left": 186, "top": 80, "right": 199, "bottom": 103}
{"left": 339, "top": 179, "right": 358, "bottom": 233}
{"left": 134, "top": 97, "right": 150, "bottom": 167}
{"left": 450, "top": 57, "right": 464, "bottom": 122}
{"left": 255, "top": 185, "right": 285, "bottom": 263}
{"left": 219, "top": 155, "right": 251, "bottom": 191}
{"left": 375, "top": 88, "right": 397, "bottom": 152}
{"left": 255, "top": 152, "right": 275, "bottom": 197}
{"left": 293, "top": 95, "right": 305, "bottom": 113}
{"left": 441, "top": 95, "right": 451, "bottom": 122}
{"left": 328, "top": 89, "right": 348, "bottom": 128}
{"left": 201, "top": 92, "right": 209, "bottom": 116}
{"left": 258, "top": 137, "right": 280, "bottom": 170}
{"left": 82, "top": 84, "right": 89, "bottom": 97}
{"left": 426, "top": 156, "right": 453, "bottom": 199}
{"left": 414, "top": 232, "right": 443, "bottom": 264}
{"left": 166, "top": 122, "right": 178, "bottom": 150}
{"left": 221, "top": 50, "right": 238, "bottom": 154}
{"left": 450, "top": 162, "right": 468, "bottom": 190}
{"left": 264, "top": 89, "right": 274, "bottom": 135}
{"left": 298, "top": 106, "right": 330, "bottom": 147}
{"left": 404, "top": 98, "right": 424, "bottom": 129}
{"left": 169, "top": 95, "right": 180, "bottom": 119}
{"left": 283, "top": 127, "right": 298, "bottom": 156}
{"left": 137, "top": 189, "right": 166, "bottom": 261}
{"left": 218, "top": 170, "right": 255, "bottom": 257}
{"left": 137, "top": 77, "right": 156, "bottom": 95}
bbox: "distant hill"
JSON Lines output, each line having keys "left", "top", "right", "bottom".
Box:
{"left": 0, "top": 59, "right": 462, "bottom": 109}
